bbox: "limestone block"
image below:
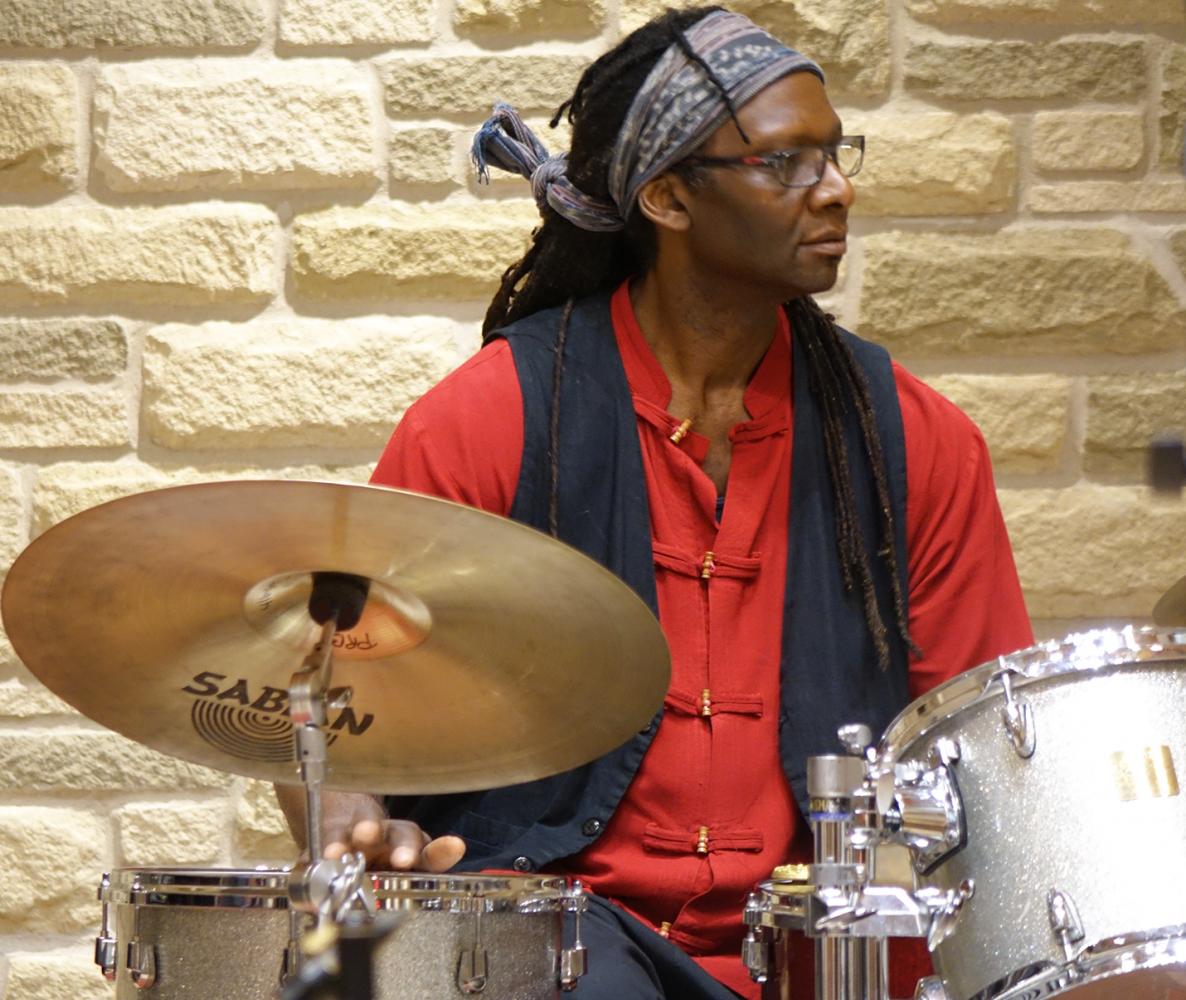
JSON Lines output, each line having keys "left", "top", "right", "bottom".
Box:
{"left": 281, "top": 0, "right": 433, "bottom": 46}
{"left": 1161, "top": 44, "right": 1186, "bottom": 173}
{"left": 1032, "top": 111, "right": 1143, "bottom": 173}
{"left": 0, "top": 63, "right": 77, "bottom": 191}
{"left": 390, "top": 127, "right": 458, "bottom": 187}
{"left": 850, "top": 112, "right": 1015, "bottom": 216}
{"left": 1027, "top": 179, "right": 1186, "bottom": 214}
{"left": 906, "top": 39, "right": 1145, "bottom": 102}
{"left": 619, "top": 0, "right": 891, "bottom": 98}
{"left": 999, "top": 485, "right": 1186, "bottom": 619}
{"left": 0, "top": 0, "right": 264, "bottom": 48}
{"left": 236, "top": 779, "right": 298, "bottom": 860}
{"left": 94, "top": 61, "right": 377, "bottom": 193}
{"left": 0, "top": 807, "right": 105, "bottom": 933}
{"left": 32, "top": 460, "right": 372, "bottom": 533}
{"left": 0, "top": 729, "right": 231, "bottom": 791}
{"left": 924, "top": 374, "right": 1069, "bottom": 474}
{"left": 5, "top": 949, "right": 114, "bottom": 1000}
{"left": 0, "top": 631, "right": 17, "bottom": 680}
{"left": 143, "top": 317, "right": 460, "bottom": 450}
{"left": 1172, "top": 229, "right": 1186, "bottom": 280}
{"left": 291, "top": 201, "right": 537, "bottom": 300}
{"left": 382, "top": 55, "right": 588, "bottom": 115}
{"left": 0, "top": 319, "right": 127, "bottom": 381}
{"left": 0, "top": 205, "right": 276, "bottom": 307}
{"left": 0, "top": 461, "right": 24, "bottom": 574}
{"left": 859, "top": 229, "right": 1186, "bottom": 357}
{"left": 905, "top": 0, "right": 1183, "bottom": 27}
{"left": 454, "top": 0, "right": 604, "bottom": 36}
{"left": 116, "top": 800, "right": 226, "bottom": 865}
{"left": 0, "top": 390, "right": 128, "bottom": 448}
{"left": 0, "top": 677, "right": 76, "bottom": 717}
{"left": 1085, "top": 374, "right": 1186, "bottom": 476}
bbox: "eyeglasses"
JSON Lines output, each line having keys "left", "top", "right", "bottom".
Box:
{"left": 683, "top": 136, "right": 865, "bottom": 188}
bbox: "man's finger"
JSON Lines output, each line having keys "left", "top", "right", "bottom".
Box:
{"left": 420, "top": 835, "right": 467, "bottom": 873}
{"left": 350, "top": 819, "right": 382, "bottom": 847}
{"left": 382, "top": 821, "right": 431, "bottom": 870}
{"left": 323, "top": 840, "right": 348, "bottom": 860}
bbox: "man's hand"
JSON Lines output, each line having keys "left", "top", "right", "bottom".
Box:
{"left": 274, "top": 786, "right": 466, "bottom": 873}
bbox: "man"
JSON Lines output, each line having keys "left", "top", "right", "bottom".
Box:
{"left": 279, "top": 6, "right": 1032, "bottom": 997}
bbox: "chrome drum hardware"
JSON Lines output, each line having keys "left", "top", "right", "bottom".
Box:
{"left": 879, "top": 628, "right": 1186, "bottom": 1000}
{"left": 97, "top": 868, "right": 586, "bottom": 999}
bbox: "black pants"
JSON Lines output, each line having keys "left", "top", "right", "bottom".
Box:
{"left": 568, "top": 896, "right": 743, "bottom": 1000}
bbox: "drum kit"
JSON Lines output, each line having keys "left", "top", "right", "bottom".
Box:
{"left": 3, "top": 479, "right": 1186, "bottom": 1000}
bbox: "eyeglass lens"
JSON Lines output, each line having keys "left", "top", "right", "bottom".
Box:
{"left": 780, "top": 141, "right": 863, "bottom": 186}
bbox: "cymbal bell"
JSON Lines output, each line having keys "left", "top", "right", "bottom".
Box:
{"left": 1, "top": 481, "right": 670, "bottom": 794}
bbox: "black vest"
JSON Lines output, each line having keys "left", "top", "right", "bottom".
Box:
{"left": 387, "top": 293, "right": 910, "bottom": 873}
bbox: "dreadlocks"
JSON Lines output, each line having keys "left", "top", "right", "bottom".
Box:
{"left": 481, "top": 6, "right": 915, "bottom": 668}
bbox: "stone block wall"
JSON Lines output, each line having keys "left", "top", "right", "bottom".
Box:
{"left": 1, "top": 0, "right": 1184, "bottom": 994}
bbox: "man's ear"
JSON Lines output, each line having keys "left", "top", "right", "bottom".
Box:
{"left": 637, "top": 173, "right": 693, "bottom": 234}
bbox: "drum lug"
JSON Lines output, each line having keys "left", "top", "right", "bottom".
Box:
{"left": 559, "top": 942, "right": 587, "bottom": 991}
{"left": 559, "top": 880, "right": 588, "bottom": 991}
{"left": 126, "top": 939, "right": 157, "bottom": 990}
{"left": 94, "top": 935, "right": 117, "bottom": 983}
{"left": 456, "top": 945, "right": 489, "bottom": 994}
{"left": 94, "top": 873, "right": 117, "bottom": 983}
{"left": 1047, "top": 887, "right": 1086, "bottom": 961}
{"left": 996, "top": 666, "right": 1036, "bottom": 758}
{"left": 456, "top": 905, "right": 489, "bottom": 994}
{"left": 741, "top": 893, "right": 770, "bottom": 983}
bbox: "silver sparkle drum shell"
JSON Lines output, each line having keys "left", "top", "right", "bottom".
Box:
{"left": 879, "top": 628, "right": 1186, "bottom": 1000}
{"left": 99, "top": 868, "right": 572, "bottom": 999}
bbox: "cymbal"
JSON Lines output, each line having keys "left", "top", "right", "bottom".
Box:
{"left": 1154, "top": 574, "right": 1186, "bottom": 625}
{"left": 1, "top": 481, "right": 669, "bottom": 794}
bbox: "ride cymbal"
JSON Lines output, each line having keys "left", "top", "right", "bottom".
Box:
{"left": 1, "top": 480, "right": 669, "bottom": 794}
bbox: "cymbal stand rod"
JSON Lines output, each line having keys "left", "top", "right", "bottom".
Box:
{"left": 290, "top": 618, "right": 338, "bottom": 864}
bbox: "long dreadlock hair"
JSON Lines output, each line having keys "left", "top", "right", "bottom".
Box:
{"left": 482, "top": 5, "right": 916, "bottom": 668}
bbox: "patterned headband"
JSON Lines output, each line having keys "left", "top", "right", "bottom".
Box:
{"left": 471, "top": 10, "right": 824, "bottom": 233}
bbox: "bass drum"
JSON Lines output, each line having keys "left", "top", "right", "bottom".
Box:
{"left": 97, "top": 867, "right": 581, "bottom": 999}
{"left": 880, "top": 627, "right": 1186, "bottom": 1000}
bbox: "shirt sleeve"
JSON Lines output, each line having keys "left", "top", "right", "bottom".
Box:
{"left": 369, "top": 338, "right": 524, "bottom": 516}
{"left": 896, "top": 363, "right": 1034, "bottom": 699}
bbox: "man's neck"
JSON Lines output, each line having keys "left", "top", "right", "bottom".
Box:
{"left": 629, "top": 266, "right": 783, "bottom": 398}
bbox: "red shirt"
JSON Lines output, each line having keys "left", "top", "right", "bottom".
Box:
{"left": 372, "top": 282, "right": 1033, "bottom": 997}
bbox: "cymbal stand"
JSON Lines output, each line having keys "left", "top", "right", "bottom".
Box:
{"left": 282, "top": 911, "right": 405, "bottom": 1000}
{"left": 291, "top": 616, "right": 337, "bottom": 863}
{"left": 284, "top": 573, "right": 384, "bottom": 999}
{"left": 743, "top": 724, "right": 976, "bottom": 1000}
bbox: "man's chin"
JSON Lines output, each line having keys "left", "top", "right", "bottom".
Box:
{"left": 780, "top": 266, "right": 842, "bottom": 301}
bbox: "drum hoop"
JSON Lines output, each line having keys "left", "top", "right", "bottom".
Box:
{"left": 971, "top": 925, "right": 1186, "bottom": 999}
{"left": 101, "top": 867, "right": 570, "bottom": 911}
{"left": 101, "top": 867, "right": 293, "bottom": 908}
{"left": 371, "top": 873, "right": 570, "bottom": 913}
{"left": 879, "top": 627, "right": 1186, "bottom": 759}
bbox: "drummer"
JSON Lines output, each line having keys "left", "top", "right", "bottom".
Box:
{"left": 279, "top": 5, "right": 1033, "bottom": 997}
